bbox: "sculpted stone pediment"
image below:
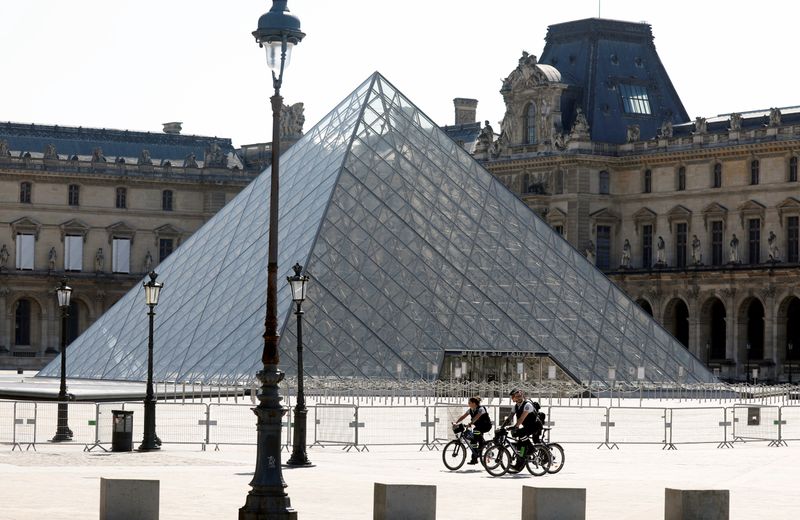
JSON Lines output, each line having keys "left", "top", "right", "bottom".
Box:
{"left": 666, "top": 204, "right": 692, "bottom": 232}
{"left": 702, "top": 202, "right": 728, "bottom": 231}
{"left": 738, "top": 199, "right": 766, "bottom": 227}
{"left": 10, "top": 217, "right": 43, "bottom": 240}
{"left": 632, "top": 207, "right": 657, "bottom": 234}
{"left": 777, "top": 197, "right": 800, "bottom": 223}
{"left": 59, "top": 218, "right": 90, "bottom": 241}
{"left": 106, "top": 221, "right": 136, "bottom": 243}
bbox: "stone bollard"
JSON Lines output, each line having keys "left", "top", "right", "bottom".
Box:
{"left": 99, "top": 478, "right": 160, "bottom": 520}
{"left": 665, "top": 488, "right": 729, "bottom": 520}
{"left": 521, "top": 486, "right": 586, "bottom": 520}
{"left": 374, "top": 483, "right": 436, "bottom": 520}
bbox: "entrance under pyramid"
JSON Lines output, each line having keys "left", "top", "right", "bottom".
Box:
{"left": 39, "top": 73, "right": 716, "bottom": 386}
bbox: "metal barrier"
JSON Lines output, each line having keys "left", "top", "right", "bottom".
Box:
{"left": 4, "top": 400, "right": 800, "bottom": 450}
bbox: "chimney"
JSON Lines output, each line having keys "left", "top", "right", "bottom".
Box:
{"left": 453, "top": 98, "right": 478, "bottom": 125}
{"left": 162, "top": 122, "right": 183, "bottom": 135}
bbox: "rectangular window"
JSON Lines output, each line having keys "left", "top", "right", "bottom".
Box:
{"left": 788, "top": 216, "right": 799, "bottom": 263}
{"left": 599, "top": 171, "right": 610, "bottom": 194}
{"left": 790, "top": 157, "right": 798, "bottom": 182}
{"left": 20, "top": 182, "right": 32, "bottom": 203}
{"left": 642, "top": 224, "right": 653, "bottom": 267}
{"left": 596, "top": 225, "right": 611, "bottom": 270}
{"left": 643, "top": 169, "right": 652, "bottom": 193}
{"left": 159, "top": 238, "right": 174, "bottom": 262}
{"left": 112, "top": 238, "right": 131, "bottom": 273}
{"left": 711, "top": 221, "right": 723, "bottom": 266}
{"left": 116, "top": 187, "right": 127, "bottom": 209}
{"left": 68, "top": 184, "right": 80, "bottom": 206}
{"left": 748, "top": 219, "right": 761, "bottom": 264}
{"left": 675, "top": 223, "right": 687, "bottom": 268}
{"left": 64, "top": 235, "right": 83, "bottom": 271}
{"left": 15, "top": 233, "right": 34, "bottom": 270}
{"left": 162, "top": 190, "right": 173, "bottom": 211}
{"left": 618, "top": 83, "right": 652, "bottom": 115}
{"left": 553, "top": 225, "right": 564, "bottom": 236}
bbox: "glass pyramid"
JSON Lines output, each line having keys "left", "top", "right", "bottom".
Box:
{"left": 39, "top": 72, "right": 715, "bottom": 386}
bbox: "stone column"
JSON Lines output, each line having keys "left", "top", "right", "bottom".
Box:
{"left": 40, "top": 300, "right": 50, "bottom": 355}
{"left": 688, "top": 286, "right": 701, "bottom": 359}
{"left": 762, "top": 287, "right": 777, "bottom": 381}
{"left": 721, "top": 289, "right": 737, "bottom": 378}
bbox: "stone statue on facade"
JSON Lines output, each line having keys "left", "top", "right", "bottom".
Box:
{"left": 768, "top": 108, "right": 782, "bottom": 127}
{"left": 0, "top": 244, "right": 9, "bottom": 270}
{"left": 659, "top": 120, "right": 673, "bottom": 138}
{"left": 95, "top": 248, "right": 105, "bottom": 273}
{"left": 184, "top": 153, "right": 198, "bottom": 168}
{"left": 691, "top": 234, "right": 702, "bottom": 265}
{"left": 570, "top": 108, "right": 590, "bottom": 139}
{"left": 48, "top": 247, "right": 57, "bottom": 271}
{"left": 729, "top": 113, "right": 742, "bottom": 131}
{"left": 138, "top": 149, "right": 153, "bottom": 166}
{"left": 655, "top": 236, "right": 666, "bottom": 266}
{"left": 620, "top": 239, "right": 632, "bottom": 268}
{"left": 204, "top": 142, "right": 226, "bottom": 168}
{"left": 490, "top": 130, "right": 508, "bottom": 158}
{"left": 43, "top": 144, "right": 58, "bottom": 160}
{"left": 626, "top": 124, "right": 641, "bottom": 143}
{"left": 474, "top": 120, "right": 495, "bottom": 155}
{"left": 729, "top": 234, "right": 740, "bottom": 263}
{"left": 143, "top": 250, "right": 153, "bottom": 273}
{"left": 280, "top": 102, "right": 305, "bottom": 140}
{"left": 91, "top": 147, "right": 106, "bottom": 163}
{"left": 694, "top": 117, "right": 707, "bottom": 135}
{"left": 585, "top": 240, "right": 596, "bottom": 265}
{"left": 0, "top": 139, "right": 8, "bottom": 157}
{"left": 768, "top": 231, "right": 780, "bottom": 262}
{"left": 552, "top": 132, "right": 567, "bottom": 151}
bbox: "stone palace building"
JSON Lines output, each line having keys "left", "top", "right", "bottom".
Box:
{"left": 445, "top": 18, "right": 800, "bottom": 383}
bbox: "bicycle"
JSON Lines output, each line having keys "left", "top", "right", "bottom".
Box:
{"left": 540, "top": 427, "right": 565, "bottom": 474}
{"left": 442, "top": 423, "right": 483, "bottom": 471}
{"left": 482, "top": 426, "right": 551, "bottom": 477}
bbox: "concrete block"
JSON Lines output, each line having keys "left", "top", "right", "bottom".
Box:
{"left": 665, "top": 488, "right": 729, "bottom": 520}
{"left": 521, "top": 486, "right": 586, "bottom": 520}
{"left": 374, "top": 483, "right": 436, "bottom": 520}
{"left": 99, "top": 478, "right": 160, "bottom": 520}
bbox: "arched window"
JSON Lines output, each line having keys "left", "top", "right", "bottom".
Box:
{"left": 643, "top": 169, "right": 652, "bottom": 193}
{"left": 713, "top": 163, "right": 722, "bottom": 188}
{"left": 14, "top": 299, "right": 31, "bottom": 345}
{"left": 789, "top": 156, "right": 798, "bottom": 182}
{"left": 599, "top": 170, "right": 610, "bottom": 194}
{"left": 19, "top": 182, "right": 32, "bottom": 203}
{"left": 677, "top": 166, "right": 686, "bottom": 191}
{"left": 524, "top": 103, "right": 536, "bottom": 144}
{"left": 750, "top": 160, "right": 760, "bottom": 185}
{"left": 162, "top": 190, "right": 173, "bottom": 211}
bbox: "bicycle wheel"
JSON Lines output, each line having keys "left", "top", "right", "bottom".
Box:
{"left": 482, "top": 444, "right": 510, "bottom": 477}
{"left": 441, "top": 440, "right": 466, "bottom": 470}
{"left": 526, "top": 445, "right": 552, "bottom": 476}
{"left": 546, "top": 443, "right": 565, "bottom": 474}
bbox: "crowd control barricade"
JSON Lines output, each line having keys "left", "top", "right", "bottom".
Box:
{"left": 12, "top": 401, "right": 37, "bottom": 450}
{"left": 314, "top": 404, "right": 358, "bottom": 450}
{"left": 433, "top": 403, "right": 464, "bottom": 443}
{"left": 546, "top": 406, "right": 608, "bottom": 446}
{"left": 149, "top": 403, "right": 208, "bottom": 447}
{"left": 356, "top": 405, "right": 428, "bottom": 448}
{"left": 607, "top": 407, "right": 668, "bottom": 448}
{"left": 207, "top": 403, "right": 257, "bottom": 447}
{"left": 778, "top": 406, "right": 800, "bottom": 445}
{"left": 731, "top": 404, "right": 781, "bottom": 445}
{"left": 0, "top": 401, "right": 15, "bottom": 445}
{"left": 34, "top": 402, "right": 99, "bottom": 447}
{"left": 93, "top": 403, "right": 124, "bottom": 450}
{"left": 667, "top": 407, "right": 730, "bottom": 448}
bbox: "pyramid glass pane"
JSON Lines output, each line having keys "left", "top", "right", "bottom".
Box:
{"left": 40, "top": 72, "right": 715, "bottom": 386}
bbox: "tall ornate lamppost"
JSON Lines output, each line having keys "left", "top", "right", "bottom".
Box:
{"left": 240, "top": 1, "right": 304, "bottom": 518}
{"left": 51, "top": 278, "right": 73, "bottom": 442}
{"left": 138, "top": 271, "right": 163, "bottom": 451}
{"left": 286, "top": 263, "right": 310, "bottom": 466}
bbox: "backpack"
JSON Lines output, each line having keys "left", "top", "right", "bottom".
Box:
{"left": 471, "top": 405, "right": 493, "bottom": 433}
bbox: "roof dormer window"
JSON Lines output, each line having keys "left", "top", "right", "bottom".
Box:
{"left": 619, "top": 83, "right": 652, "bottom": 115}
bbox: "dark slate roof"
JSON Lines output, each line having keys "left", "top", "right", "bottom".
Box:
{"left": 0, "top": 121, "right": 234, "bottom": 161}
{"left": 539, "top": 18, "right": 689, "bottom": 144}
{"left": 441, "top": 122, "right": 482, "bottom": 151}
{"left": 672, "top": 106, "right": 800, "bottom": 136}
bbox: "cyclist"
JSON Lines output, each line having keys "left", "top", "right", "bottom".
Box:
{"left": 505, "top": 388, "right": 543, "bottom": 469}
{"left": 453, "top": 396, "right": 492, "bottom": 464}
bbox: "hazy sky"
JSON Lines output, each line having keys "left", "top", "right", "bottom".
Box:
{"left": 2, "top": 1, "right": 798, "bottom": 146}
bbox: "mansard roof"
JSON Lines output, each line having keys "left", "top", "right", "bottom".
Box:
{"left": 539, "top": 18, "right": 689, "bottom": 144}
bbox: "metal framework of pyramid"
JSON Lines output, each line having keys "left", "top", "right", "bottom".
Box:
{"left": 39, "top": 72, "right": 715, "bottom": 386}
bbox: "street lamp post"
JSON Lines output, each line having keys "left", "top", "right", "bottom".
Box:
{"left": 139, "top": 271, "right": 163, "bottom": 451}
{"left": 240, "top": 2, "right": 304, "bottom": 518}
{"left": 286, "top": 263, "right": 310, "bottom": 467}
{"left": 746, "top": 342, "right": 751, "bottom": 384}
{"left": 51, "top": 278, "right": 73, "bottom": 442}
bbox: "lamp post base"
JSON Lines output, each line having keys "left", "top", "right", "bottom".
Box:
{"left": 51, "top": 401, "right": 73, "bottom": 442}
{"left": 51, "top": 428, "right": 73, "bottom": 443}
{"left": 138, "top": 399, "right": 160, "bottom": 451}
{"left": 286, "top": 406, "right": 311, "bottom": 466}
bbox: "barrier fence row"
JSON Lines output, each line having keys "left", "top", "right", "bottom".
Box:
{"left": 1, "top": 401, "right": 798, "bottom": 451}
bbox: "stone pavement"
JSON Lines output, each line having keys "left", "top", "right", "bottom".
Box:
{"left": 1, "top": 442, "right": 798, "bottom": 519}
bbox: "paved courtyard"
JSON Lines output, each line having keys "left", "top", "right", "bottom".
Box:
{"left": 1, "top": 441, "right": 798, "bottom": 519}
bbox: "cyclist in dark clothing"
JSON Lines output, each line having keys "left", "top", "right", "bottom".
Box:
{"left": 506, "top": 388, "right": 544, "bottom": 469}
{"left": 453, "top": 396, "right": 492, "bottom": 464}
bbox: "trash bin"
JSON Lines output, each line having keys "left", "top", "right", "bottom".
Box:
{"left": 111, "top": 410, "right": 134, "bottom": 452}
